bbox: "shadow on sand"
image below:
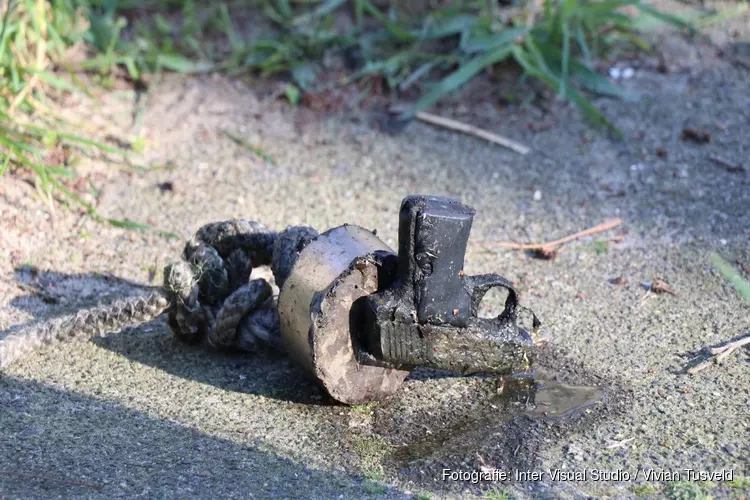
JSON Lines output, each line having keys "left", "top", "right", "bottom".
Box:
{"left": 0, "top": 375, "right": 401, "bottom": 498}
{"left": 5, "top": 266, "right": 333, "bottom": 406}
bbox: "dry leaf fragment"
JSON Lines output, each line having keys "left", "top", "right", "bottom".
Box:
{"left": 646, "top": 279, "right": 678, "bottom": 295}
{"left": 530, "top": 247, "right": 558, "bottom": 260}
{"left": 681, "top": 128, "right": 711, "bottom": 144}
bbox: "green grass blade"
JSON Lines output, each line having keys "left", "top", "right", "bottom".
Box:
{"left": 401, "top": 44, "right": 513, "bottom": 120}
{"left": 216, "top": 3, "right": 241, "bottom": 50}
{"left": 398, "top": 60, "right": 437, "bottom": 90}
{"left": 534, "top": 42, "right": 632, "bottom": 100}
{"left": 511, "top": 45, "right": 621, "bottom": 136}
{"left": 293, "top": 0, "right": 348, "bottom": 26}
{"left": 588, "top": 11, "right": 633, "bottom": 29}
{"left": 0, "top": 136, "right": 77, "bottom": 178}
{"left": 560, "top": 19, "right": 571, "bottom": 100}
{"left": 26, "top": 68, "right": 81, "bottom": 94}
{"left": 0, "top": 133, "right": 38, "bottom": 158}
{"left": 221, "top": 130, "right": 276, "bottom": 165}
{"left": 156, "top": 53, "right": 214, "bottom": 73}
{"left": 575, "top": 24, "right": 592, "bottom": 67}
{"left": 76, "top": 54, "right": 132, "bottom": 70}
{"left": 564, "top": 84, "right": 622, "bottom": 137}
{"left": 0, "top": 115, "right": 133, "bottom": 156}
{"left": 275, "top": 0, "right": 293, "bottom": 20}
{"left": 632, "top": 2, "right": 696, "bottom": 33}
{"left": 0, "top": 155, "right": 10, "bottom": 177}
{"left": 524, "top": 36, "right": 555, "bottom": 80}
{"left": 124, "top": 57, "right": 140, "bottom": 80}
{"left": 710, "top": 252, "right": 750, "bottom": 302}
{"left": 575, "top": 0, "right": 633, "bottom": 17}
{"left": 57, "top": 132, "right": 128, "bottom": 155}
{"left": 694, "top": 4, "right": 748, "bottom": 28}
{"left": 0, "top": 0, "right": 18, "bottom": 58}
{"left": 511, "top": 44, "right": 546, "bottom": 82}
{"left": 419, "top": 14, "right": 477, "bottom": 40}
{"left": 0, "top": 126, "right": 44, "bottom": 154}
{"left": 356, "top": 0, "right": 415, "bottom": 42}
{"left": 460, "top": 26, "right": 528, "bottom": 54}
{"left": 43, "top": 164, "right": 75, "bottom": 176}
{"left": 104, "top": 218, "right": 152, "bottom": 230}
{"left": 571, "top": 63, "right": 632, "bottom": 100}
{"left": 63, "top": 66, "right": 95, "bottom": 97}
{"left": 561, "top": 0, "right": 578, "bottom": 18}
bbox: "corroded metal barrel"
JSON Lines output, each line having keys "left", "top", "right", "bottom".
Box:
{"left": 277, "top": 225, "right": 411, "bottom": 404}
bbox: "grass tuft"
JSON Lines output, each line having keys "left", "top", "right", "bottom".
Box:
{"left": 1, "top": 0, "right": 705, "bottom": 225}
{"left": 0, "top": 0, "right": 160, "bottom": 228}
{"left": 484, "top": 486, "right": 513, "bottom": 500}
{"left": 666, "top": 481, "right": 713, "bottom": 500}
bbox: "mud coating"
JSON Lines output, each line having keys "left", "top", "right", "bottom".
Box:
{"left": 361, "top": 195, "right": 537, "bottom": 376}
{"left": 277, "top": 225, "right": 410, "bottom": 403}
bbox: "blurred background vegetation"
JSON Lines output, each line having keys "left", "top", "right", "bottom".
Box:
{"left": 0, "top": 0, "right": 736, "bottom": 220}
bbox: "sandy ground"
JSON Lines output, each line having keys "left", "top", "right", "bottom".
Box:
{"left": 1, "top": 10, "right": 749, "bottom": 499}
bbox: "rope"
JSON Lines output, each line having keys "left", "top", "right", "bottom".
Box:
{"left": 0, "top": 220, "right": 319, "bottom": 370}
{"left": 0, "top": 292, "right": 169, "bottom": 369}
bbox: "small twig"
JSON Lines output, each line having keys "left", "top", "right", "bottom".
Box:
{"left": 605, "top": 437, "right": 635, "bottom": 449}
{"left": 475, "top": 454, "right": 495, "bottom": 474}
{"left": 0, "top": 471, "right": 103, "bottom": 491}
{"left": 414, "top": 111, "right": 530, "bottom": 155}
{"left": 480, "top": 219, "right": 622, "bottom": 250}
{"left": 713, "top": 336, "right": 750, "bottom": 361}
{"left": 637, "top": 289, "right": 654, "bottom": 308}
{"left": 687, "top": 333, "right": 750, "bottom": 374}
{"left": 10, "top": 43, "right": 30, "bottom": 67}
{"left": 9, "top": 73, "right": 40, "bottom": 114}
{"left": 709, "top": 155, "right": 745, "bottom": 173}
{"left": 686, "top": 362, "right": 709, "bottom": 374}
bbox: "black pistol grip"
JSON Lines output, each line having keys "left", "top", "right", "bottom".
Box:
{"left": 464, "top": 273, "right": 519, "bottom": 323}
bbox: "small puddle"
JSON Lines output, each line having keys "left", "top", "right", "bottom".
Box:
{"left": 526, "top": 380, "right": 604, "bottom": 418}
{"left": 391, "top": 374, "right": 605, "bottom": 464}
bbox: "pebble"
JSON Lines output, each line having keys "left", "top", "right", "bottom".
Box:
{"left": 609, "top": 67, "right": 635, "bottom": 79}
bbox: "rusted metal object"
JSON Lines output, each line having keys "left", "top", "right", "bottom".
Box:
{"left": 278, "top": 225, "right": 410, "bottom": 404}
{"left": 278, "top": 196, "right": 538, "bottom": 404}
{"left": 361, "top": 196, "right": 536, "bottom": 375}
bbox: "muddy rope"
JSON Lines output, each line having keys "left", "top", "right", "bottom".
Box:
{"left": 0, "top": 220, "right": 319, "bottom": 369}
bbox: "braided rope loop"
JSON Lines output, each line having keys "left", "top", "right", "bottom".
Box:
{"left": 0, "top": 219, "right": 319, "bottom": 369}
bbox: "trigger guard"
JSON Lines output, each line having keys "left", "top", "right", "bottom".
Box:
{"left": 464, "top": 273, "right": 519, "bottom": 323}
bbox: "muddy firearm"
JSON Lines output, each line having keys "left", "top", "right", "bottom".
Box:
{"left": 279, "top": 195, "right": 539, "bottom": 403}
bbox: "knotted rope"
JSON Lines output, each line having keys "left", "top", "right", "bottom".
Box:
{"left": 0, "top": 220, "right": 319, "bottom": 369}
